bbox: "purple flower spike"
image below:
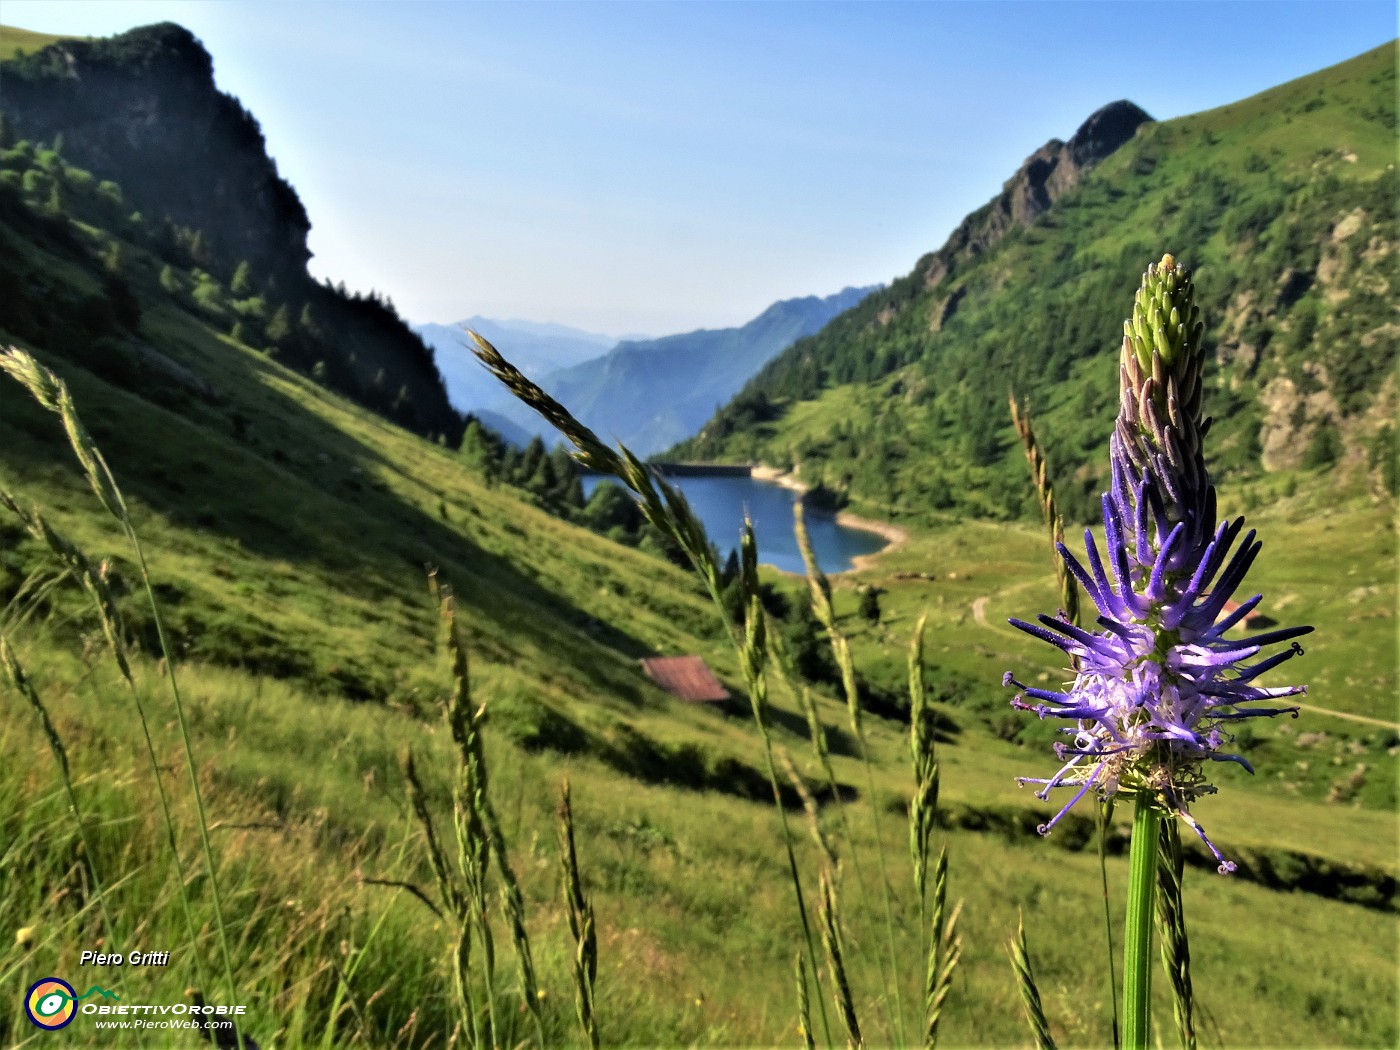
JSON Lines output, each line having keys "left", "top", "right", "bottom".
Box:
{"left": 1004, "top": 256, "right": 1311, "bottom": 872}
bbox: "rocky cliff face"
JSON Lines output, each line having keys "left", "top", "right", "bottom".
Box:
{"left": 1, "top": 23, "right": 311, "bottom": 277}
{"left": 0, "top": 22, "right": 463, "bottom": 443}
{"left": 918, "top": 100, "right": 1152, "bottom": 292}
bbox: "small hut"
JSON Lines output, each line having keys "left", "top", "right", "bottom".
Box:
{"left": 641, "top": 656, "right": 729, "bottom": 703}
{"left": 1221, "top": 599, "right": 1276, "bottom": 629}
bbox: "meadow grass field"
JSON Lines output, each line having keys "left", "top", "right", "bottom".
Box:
{"left": 1, "top": 314, "right": 1395, "bottom": 1047}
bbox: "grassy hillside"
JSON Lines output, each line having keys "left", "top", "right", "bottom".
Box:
{"left": 0, "top": 26, "right": 1395, "bottom": 1050}
{"left": 677, "top": 42, "right": 1398, "bottom": 524}
{"left": 0, "top": 25, "right": 82, "bottom": 61}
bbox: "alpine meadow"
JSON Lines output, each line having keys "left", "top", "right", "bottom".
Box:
{"left": 0, "top": 19, "right": 1396, "bottom": 1050}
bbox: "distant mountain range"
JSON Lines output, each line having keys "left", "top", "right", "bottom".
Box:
{"left": 416, "top": 316, "right": 621, "bottom": 415}
{"left": 480, "top": 286, "right": 879, "bottom": 456}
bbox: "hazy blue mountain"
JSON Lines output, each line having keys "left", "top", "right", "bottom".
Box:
{"left": 492, "top": 286, "right": 880, "bottom": 455}
{"left": 474, "top": 408, "right": 537, "bottom": 449}
{"left": 416, "top": 316, "right": 620, "bottom": 413}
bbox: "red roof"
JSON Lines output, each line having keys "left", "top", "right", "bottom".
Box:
{"left": 641, "top": 656, "right": 729, "bottom": 703}
{"left": 1222, "top": 599, "right": 1260, "bottom": 623}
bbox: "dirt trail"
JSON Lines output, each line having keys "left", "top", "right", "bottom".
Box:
{"left": 1292, "top": 702, "right": 1400, "bottom": 731}
{"left": 971, "top": 596, "right": 989, "bottom": 627}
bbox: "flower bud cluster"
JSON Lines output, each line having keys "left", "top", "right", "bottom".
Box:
{"left": 1005, "top": 256, "right": 1311, "bottom": 871}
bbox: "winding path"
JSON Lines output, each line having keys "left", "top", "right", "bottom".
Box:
{"left": 1291, "top": 702, "right": 1399, "bottom": 731}
{"left": 971, "top": 596, "right": 990, "bottom": 628}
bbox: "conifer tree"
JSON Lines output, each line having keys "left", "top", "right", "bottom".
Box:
{"left": 298, "top": 302, "right": 320, "bottom": 338}
{"left": 159, "top": 264, "right": 182, "bottom": 295}
{"left": 230, "top": 261, "right": 254, "bottom": 296}
{"left": 266, "top": 303, "right": 293, "bottom": 345}
{"left": 516, "top": 436, "right": 547, "bottom": 486}
{"left": 103, "top": 241, "right": 125, "bottom": 274}
{"left": 459, "top": 418, "right": 502, "bottom": 485}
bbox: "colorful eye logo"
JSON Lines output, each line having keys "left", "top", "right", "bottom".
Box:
{"left": 25, "top": 977, "right": 77, "bottom": 1030}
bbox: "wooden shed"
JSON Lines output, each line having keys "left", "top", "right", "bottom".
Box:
{"left": 641, "top": 656, "right": 729, "bottom": 703}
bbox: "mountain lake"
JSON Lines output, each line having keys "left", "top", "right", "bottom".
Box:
{"left": 582, "top": 471, "right": 890, "bottom": 575}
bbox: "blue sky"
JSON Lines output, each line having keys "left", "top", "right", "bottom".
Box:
{"left": 2, "top": 2, "right": 1394, "bottom": 335}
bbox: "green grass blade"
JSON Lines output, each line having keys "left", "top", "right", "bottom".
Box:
{"left": 1124, "top": 795, "right": 1161, "bottom": 1050}
{"left": 1009, "top": 911, "right": 1058, "bottom": 1050}
{"left": 1156, "top": 818, "right": 1196, "bottom": 1049}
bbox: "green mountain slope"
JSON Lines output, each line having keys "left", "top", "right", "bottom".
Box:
{"left": 0, "top": 22, "right": 464, "bottom": 441}
{"left": 0, "top": 24, "right": 83, "bottom": 60}
{"left": 677, "top": 42, "right": 1398, "bottom": 524}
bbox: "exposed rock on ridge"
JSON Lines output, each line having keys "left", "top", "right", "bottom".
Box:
{"left": 0, "top": 22, "right": 464, "bottom": 442}
{"left": 1, "top": 22, "right": 311, "bottom": 277}
{"left": 918, "top": 100, "right": 1152, "bottom": 292}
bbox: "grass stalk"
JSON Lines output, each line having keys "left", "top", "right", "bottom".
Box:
{"left": 795, "top": 501, "right": 905, "bottom": 1045}
{"left": 1123, "top": 795, "right": 1161, "bottom": 1050}
{"left": 439, "top": 583, "right": 501, "bottom": 1049}
{"left": 0, "top": 632, "right": 117, "bottom": 945}
{"left": 433, "top": 573, "right": 545, "bottom": 1045}
{"left": 1009, "top": 392, "right": 1079, "bottom": 625}
{"left": 470, "top": 330, "right": 834, "bottom": 1047}
{"left": 1, "top": 347, "right": 237, "bottom": 1029}
{"left": 818, "top": 868, "right": 863, "bottom": 1050}
{"left": 768, "top": 617, "right": 874, "bottom": 947}
{"left": 923, "top": 849, "right": 961, "bottom": 1048}
{"left": 557, "top": 780, "right": 599, "bottom": 1050}
{"left": 908, "top": 612, "right": 962, "bottom": 1048}
{"left": 907, "top": 614, "right": 935, "bottom": 909}
{"left": 402, "top": 748, "right": 480, "bottom": 1045}
{"left": 1009, "top": 911, "right": 1057, "bottom": 1050}
{"left": 781, "top": 747, "right": 839, "bottom": 872}
{"left": 0, "top": 489, "right": 210, "bottom": 990}
{"left": 1155, "top": 818, "right": 1196, "bottom": 1049}
{"left": 795, "top": 952, "right": 817, "bottom": 1050}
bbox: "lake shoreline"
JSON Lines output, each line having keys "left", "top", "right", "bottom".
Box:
{"left": 749, "top": 464, "right": 909, "bottom": 572}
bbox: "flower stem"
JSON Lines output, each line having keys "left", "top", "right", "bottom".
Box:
{"left": 1123, "top": 794, "right": 1160, "bottom": 1049}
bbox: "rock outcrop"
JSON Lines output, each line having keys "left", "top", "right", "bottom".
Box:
{"left": 919, "top": 100, "right": 1152, "bottom": 291}
{"left": 1, "top": 23, "right": 311, "bottom": 277}
{"left": 0, "top": 22, "right": 464, "bottom": 442}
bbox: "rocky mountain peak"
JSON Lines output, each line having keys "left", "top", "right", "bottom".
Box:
{"left": 1067, "top": 100, "right": 1154, "bottom": 167}
{"left": 1, "top": 22, "right": 311, "bottom": 277}
{"left": 918, "top": 100, "right": 1153, "bottom": 292}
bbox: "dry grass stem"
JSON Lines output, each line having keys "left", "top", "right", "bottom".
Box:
{"left": 1156, "top": 818, "right": 1196, "bottom": 1049}
{"left": 1009, "top": 392, "right": 1080, "bottom": 626}
{"left": 1009, "top": 911, "right": 1057, "bottom": 1050}
{"left": 557, "top": 780, "right": 599, "bottom": 1050}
